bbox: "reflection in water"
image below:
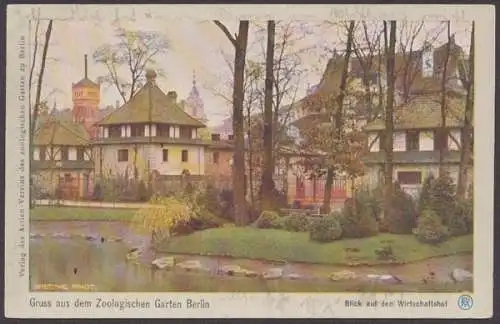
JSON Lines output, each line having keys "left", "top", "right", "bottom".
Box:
{"left": 30, "top": 221, "right": 473, "bottom": 292}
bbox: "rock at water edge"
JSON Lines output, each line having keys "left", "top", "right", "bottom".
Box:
{"left": 152, "top": 256, "right": 175, "bottom": 270}
{"left": 451, "top": 268, "right": 473, "bottom": 283}
{"left": 176, "top": 260, "right": 210, "bottom": 272}
{"left": 330, "top": 270, "right": 357, "bottom": 281}
{"left": 262, "top": 268, "right": 283, "bottom": 280}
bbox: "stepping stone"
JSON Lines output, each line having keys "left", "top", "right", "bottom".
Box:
{"left": 126, "top": 248, "right": 143, "bottom": 260}
{"left": 450, "top": 268, "right": 473, "bottom": 283}
{"left": 366, "top": 274, "right": 402, "bottom": 284}
{"left": 285, "top": 273, "right": 302, "bottom": 280}
{"left": 152, "top": 256, "right": 175, "bottom": 270}
{"left": 330, "top": 270, "right": 357, "bottom": 281}
{"left": 176, "top": 260, "right": 210, "bottom": 272}
{"left": 262, "top": 268, "right": 283, "bottom": 280}
{"left": 219, "top": 264, "right": 251, "bottom": 276}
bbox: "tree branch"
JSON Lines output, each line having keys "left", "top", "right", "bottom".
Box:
{"left": 213, "top": 20, "right": 237, "bottom": 47}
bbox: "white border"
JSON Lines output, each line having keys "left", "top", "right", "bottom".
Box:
{"left": 4, "top": 4, "right": 495, "bottom": 318}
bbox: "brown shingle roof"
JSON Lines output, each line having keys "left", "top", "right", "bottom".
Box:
{"left": 98, "top": 80, "right": 206, "bottom": 127}
{"left": 73, "top": 78, "right": 99, "bottom": 88}
{"left": 34, "top": 118, "right": 90, "bottom": 146}
{"left": 364, "top": 93, "right": 466, "bottom": 131}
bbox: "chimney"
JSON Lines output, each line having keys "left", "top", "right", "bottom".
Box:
{"left": 115, "top": 100, "right": 120, "bottom": 109}
{"left": 167, "top": 91, "right": 177, "bottom": 102}
{"left": 211, "top": 133, "right": 220, "bottom": 141}
{"left": 84, "top": 54, "right": 88, "bottom": 79}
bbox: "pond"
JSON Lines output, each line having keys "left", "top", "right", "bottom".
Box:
{"left": 29, "top": 221, "right": 473, "bottom": 293}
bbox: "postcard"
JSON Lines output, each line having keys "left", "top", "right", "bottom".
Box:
{"left": 4, "top": 4, "right": 494, "bottom": 319}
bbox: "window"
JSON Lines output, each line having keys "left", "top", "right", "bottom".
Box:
{"left": 158, "top": 124, "right": 170, "bottom": 137}
{"left": 181, "top": 149, "right": 188, "bottom": 162}
{"left": 434, "top": 129, "right": 449, "bottom": 150}
{"left": 109, "top": 125, "right": 122, "bottom": 138}
{"left": 60, "top": 147, "right": 69, "bottom": 161}
{"left": 131, "top": 124, "right": 144, "bottom": 137}
{"left": 162, "top": 149, "right": 169, "bottom": 162}
{"left": 117, "top": 149, "right": 128, "bottom": 162}
{"left": 77, "top": 147, "right": 85, "bottom": 161}
{"left": 180, "top": 127, "right": 191, "bottom": 139}
{"left": 39, "top": 146, "right": 46, "bottom": 161}
{"left": 211, "top": 134, "right": 221, "bottom": 141}
{"left": 228, "top": 134, "right": 234, "bottom": 141}
{"left": 406, "top": 130, "right": 420, "bottom": 151}
{"left": 213, "top": 151, "right": 220, "bottom": 164}
{"left": 397, "top": 171, "right": 422, "bottom": 185}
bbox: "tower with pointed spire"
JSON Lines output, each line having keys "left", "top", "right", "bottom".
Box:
{"left": 72, "top": 54, "right": 101, "bottom": 138}
{"left": 184, "top": 70, "right": 207, "bottom": 123}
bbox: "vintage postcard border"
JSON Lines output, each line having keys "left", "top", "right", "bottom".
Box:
{"left": 4, "top": 4, "right": 495, "bottom": 318}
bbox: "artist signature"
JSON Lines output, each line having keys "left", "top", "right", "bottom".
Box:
{"left": 33, "top": 283, "right": 97, "bottom": 291}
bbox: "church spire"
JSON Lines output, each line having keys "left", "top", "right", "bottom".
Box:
{"left": 192, "top": 69, "right": 196, "bottom": 87}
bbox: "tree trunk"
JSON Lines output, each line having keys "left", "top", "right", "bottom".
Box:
{"left": 383, "top": 21, "right": 397, "bottom": 221}
{"left": 261, "top": 20, "right": 276, "bottom": 211}
{"left": 232, "top": 21, "right": 250, "bottom": 226}
{"left": 29, "top": 20, "right": 53, "bottom": 209}
{"left": 322, "top": 20, "right": 355, "bottom": 214}
{"left": 457, "top": 22, "right": 475, "bottom": 199}
{"left": 438, "top": 22, "right": 451, "bottom": 176}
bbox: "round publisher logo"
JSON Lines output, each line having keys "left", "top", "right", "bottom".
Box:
{"left": 458, "top": 295, "right": 473, "bottom": 310}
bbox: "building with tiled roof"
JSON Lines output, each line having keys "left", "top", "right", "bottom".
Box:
{"left": 32, "top": 116, "right": 94, "bottom": 200}
{"left": 93, "top": 69, "right": 209, "bottom": 180}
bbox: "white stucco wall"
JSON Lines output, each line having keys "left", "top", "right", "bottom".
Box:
{"left": 368, "top": 132, "right": 380, "bottom": 152}
{"left": 393, "top": 131, "right": 406, "bottom": 152}
{"left": 419, "top": 131, "right": 434, "bottom": 151}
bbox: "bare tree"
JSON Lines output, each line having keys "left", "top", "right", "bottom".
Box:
{"left": 351, "top": 21, "right": 384, "bottom": 121}
{"left": 214, "top": 20, "right": 250, "bottom": 226}
{"left": 383, "top": 20, "right": 397, "bottom": 221}
{"left": 457, "top": 22, "right": 474, "bottom": 199}
{"left": 321, "top": 20, "right": 355, "bottom": 214}
{"left": 29, "top": 19, "right": 53, "bottom": 209}
{"left": 93, "top": 27, "right": 169, "bottom": 103}
{"left": 438, "top": 21, "right": 452, "bottom": 175}
{"left": 260, "top": 20, "right": 276, "bottom": 211}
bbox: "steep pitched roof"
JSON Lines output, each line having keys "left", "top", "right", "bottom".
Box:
{"left": 97, "top": 79, "right": 205, "bottom": 127}
{"left": 73, "top": 78, "right": 99, "bottom": 88}
{"left": 364, "top": 93, "right": 467, "bottom": 131}
{"left": 34, "top": 118, "right": 90, "bottom": 146}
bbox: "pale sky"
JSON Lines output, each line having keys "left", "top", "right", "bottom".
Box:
{"left": 33, "top": 19, "right": 472, "bottom": 127}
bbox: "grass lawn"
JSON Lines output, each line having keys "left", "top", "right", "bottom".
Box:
{"left": 30, "top": 206, "right": 137, "bottom": 222}
{"left": 159, "top": 227, "right": 473, "bottom": 265}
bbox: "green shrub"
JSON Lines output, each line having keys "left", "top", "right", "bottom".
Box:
{"left": 282, "top": 214, "right": 310, "bottom": 232}
{"left": 414, "top": 208, "right": 450, "bottom": 244}
{"left": 419, "top": 173, "right": 435, "bottom": 213}
{"left": 309, "top": 215, "right": 343, "bottom": 243}
{"left": 427, "top": 173, "right": 457, "bottom": 226}
{"left": 448, "top": 199, "right": 473, "bottom": 236}
{"left": 386, "top": 182, "right": 417, "bottom": 234}
{"left": 356, "top": 187, "right": 383, "bottom": 221}
{"left": 255, "top": 210, "right": 282, "bottom": 229}
{"left": 340, "top": 198, "right": 379, "bottom": 238}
